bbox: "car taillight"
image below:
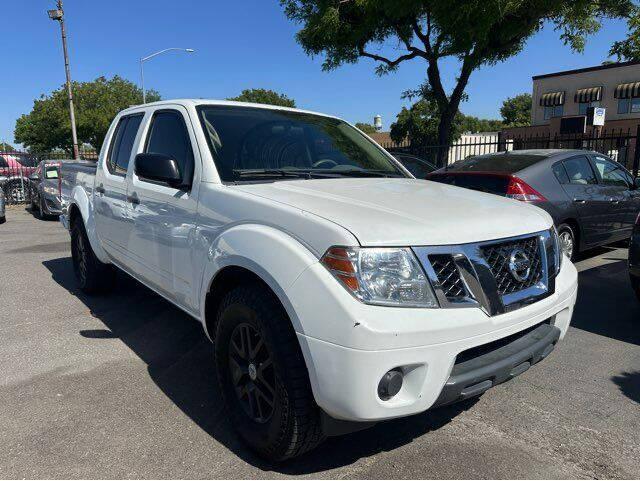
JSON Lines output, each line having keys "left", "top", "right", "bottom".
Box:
{"left": 506, "top": 176, "right": 547, "bottom": 202}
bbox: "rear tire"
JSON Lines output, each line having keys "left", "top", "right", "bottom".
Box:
{"left": 70, "top": 219, "right": 114, "bottom": 294}
{"left": 557, "top": 223, "right": 577, "bottom": 261}
{"left": 0, "top": 216, "right": 5, "bottom": 224}
{"left": 214, "top": 285, "right": 324, "bottom": 461}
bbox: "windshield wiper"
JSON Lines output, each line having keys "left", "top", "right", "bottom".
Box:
{"left": 233, "top": 169, "right": 314, "bottom": 180}
{"left": 313, "top": 169, "right": 404, "bottom": 178}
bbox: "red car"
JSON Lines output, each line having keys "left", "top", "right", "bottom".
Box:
{"left": 0, "top": 153, "right": 38, "bottom": 203}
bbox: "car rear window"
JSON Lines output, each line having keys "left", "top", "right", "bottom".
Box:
{"left": 428, "top": 173, "right": 510, "bottom": 195}
{"left": 447, "top": 154, "right": 546, "bottom": 173}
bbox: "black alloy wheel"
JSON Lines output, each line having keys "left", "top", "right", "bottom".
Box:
{"left": 228, "top": 322, "right": 276, "bottom": 423}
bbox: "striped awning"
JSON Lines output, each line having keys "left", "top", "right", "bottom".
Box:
{"left": 614, "top": 82, "right": 640, "bottom": 99}
{"left": 539, "top": 91, "right": 565, "bottom": 107}
{"left": 574, "top": 86, "right": 602, "bottom": 103}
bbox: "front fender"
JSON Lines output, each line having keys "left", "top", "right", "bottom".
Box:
{"left": 197, "top": 223, "right": 323, "bottom": 335}
{"left": 69, "top": 186, "right": 110, "bottom": 264}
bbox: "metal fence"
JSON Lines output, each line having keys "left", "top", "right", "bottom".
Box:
{"left": 0, "top": 149, "right": 97, "bottom": 204}
{"left": 382, "top": 127, "right": 640, "bottom": 176}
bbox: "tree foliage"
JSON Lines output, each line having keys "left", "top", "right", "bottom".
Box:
{"left": 610, "top": 6, "right": 640, "bottom": 60}
{"left": 228, "top": 88, "right": 296, "bottom": 107}
{"left": 390, "top": 97, "right": 501, "bottom": 146}
{"left": 0, "top": 142, "right": 15, "bottom": 151}
{"left": 14, "top": 76, "right": 159, "bottom": 153}
{"left": 282, "top": 0, "right": 635, "bottom": 158}
{"left": 355, "top": 122, "right": 378, "bottom": 134}
{"left": 500, "top": 93, "right": 532, "bottom": 127}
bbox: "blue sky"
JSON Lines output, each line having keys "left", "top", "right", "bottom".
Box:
{"left": 0, "top": 0, "right": 631, "bottom": 145}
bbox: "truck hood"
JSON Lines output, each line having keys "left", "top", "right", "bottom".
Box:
{"left": 233, "top": 178, "right": 552, "bottom": 246}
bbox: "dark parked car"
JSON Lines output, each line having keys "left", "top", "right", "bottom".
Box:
{"left": 28, "top": 160, "right": 63, "bottom": 218}
{"left": 393, "top": 152, "right": 437, "bottom": 178}
{"left": 630, "top": 212, "right": 640, "bottom": 301}
{"left": 427, "top": 149, "right": 640, "bottom": 260}
{"left": 0, "top": 187, "right": 5, "bottom": 224}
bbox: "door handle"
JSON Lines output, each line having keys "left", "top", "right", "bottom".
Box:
{"left": 95, "top": 184, "right": 105, "bottom": 195}
{"left": 127, "top": 193, "right": 140, "bottom": 205}
{"left": 573, "top": 198, "right": 586, "bottom": 204}
{"left": 609, "top": 198, "right": 621, "bottom": 204}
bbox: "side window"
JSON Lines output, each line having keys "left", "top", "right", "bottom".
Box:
{"left": 107, "top": 114, "right": 143, "bottom": 176}
{"left": 593, "top": 156, "right": 631, "bottom": 188}
{"left": 562, "top": 156, "right": 597, "bottom": 185}
{"left": 0, "top": 156, "right": 8, "bottom": 168}
{"left": 552, "top": 162, "right": 570, "bottom": 184}
{"left": 144, "top": 110, "right": 194, "bottom": 184}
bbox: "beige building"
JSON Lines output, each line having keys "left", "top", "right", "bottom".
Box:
{"left": 530, "top": 60, "right": 640, "bottom": 129}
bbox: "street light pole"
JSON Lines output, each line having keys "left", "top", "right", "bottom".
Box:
{"left": 139, "top": 48, "right": 195, "bottom": 104}
{"left": 48, "top": 0, "right": 79, "bottom": 160}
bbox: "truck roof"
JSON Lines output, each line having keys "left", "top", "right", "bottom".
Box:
{"left": 120, "top": 98, "right": 339, "bottom": 121}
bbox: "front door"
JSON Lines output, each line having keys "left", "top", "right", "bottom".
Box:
{"left": 559, "top": 155, "right": 612, "bottom": 248}
{"left": 94, "top": 113, "right": 144, "bottom": 262}
{"left": 591, "top": 154, "right": 640, "bottom": 239}
{"left": 126, "top": 107, "right": 200, "bottom": 312}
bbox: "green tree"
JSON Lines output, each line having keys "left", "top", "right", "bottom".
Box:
{"left": 229, "top": 88, "right": 296, "bottom": 107}
{"left": 282, "top": 0, "right": 634, "bottom": 160}
{"left": 610, "top": 6, "right": 640, "bottom": 60}
{"left": 355, "top": 122, "right": 377, "bottom": 134}
{"left": 15, "top": 76, "right": 159, "bottom": 153}
{"left": 500, "top": 93, "right": 532, "bottom": 127}
{"left": 0, "top": 142, "right": 15, "bottom": 151}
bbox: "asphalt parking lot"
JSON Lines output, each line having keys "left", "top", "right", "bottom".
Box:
{"left": 1, "top": 205, "right": 639, "bottom": 479}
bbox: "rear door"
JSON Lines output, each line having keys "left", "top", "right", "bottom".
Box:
{"left": 94, "top": 113, "right": 144, "bottom": 261}
{"left": 590, "top": 154, "right": 640, "bottom": 239}
{"left": 557, "top": 155, "right": 611, "bottom": 247}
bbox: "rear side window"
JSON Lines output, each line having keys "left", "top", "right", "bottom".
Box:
{"left": 552, "top": 162, "right": 570, "bottom": 184}
{"left": 107, "top": 114, "right": 143, "bottom": 175}
{"left": 0, "top": 156, "right": 8, "bottom": 168}
{"left": 144, "top": 110, "right": 194, "bottom": 184}
{"left": 562, "top": 156, "right": 597, "bottom": 185}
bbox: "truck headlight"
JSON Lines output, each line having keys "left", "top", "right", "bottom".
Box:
{"left": 321, "top": 247, "right": 439, "bottom": 308}
{"left": 551, "top": 226, "right": 563, "bottom": 275}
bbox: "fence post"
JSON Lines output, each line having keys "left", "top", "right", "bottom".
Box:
{"left": 633, "top": 124, "right": 640, "bottom": 178}
{"left": 497, "top": 131, "right": 505, "bottom": 152}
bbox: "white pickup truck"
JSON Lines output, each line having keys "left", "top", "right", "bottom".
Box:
{"left": 61, "top": 99, "right": 578, "bottom": 461}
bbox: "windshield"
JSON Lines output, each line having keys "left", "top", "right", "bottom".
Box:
{"left": 197, "top": 106, "right": 405, "bottom": 182}
{"left": 45, "top": 166, "right": 59, "bottom": 179}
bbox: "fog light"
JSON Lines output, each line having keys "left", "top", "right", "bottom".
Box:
{"left": 378, "top": 369, "right": 403, "bottom": 401}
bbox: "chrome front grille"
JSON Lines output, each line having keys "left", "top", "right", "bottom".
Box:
{"left": 414, "top": 230, "right": 557, "bottom": 316}
{"left": 429, "top": 254, "right": 468, "bottom": 299}
{"left": 480, "top": 237, "right": 543, "bottom": 295}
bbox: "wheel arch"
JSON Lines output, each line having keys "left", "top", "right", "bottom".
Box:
{"left": 558, "top": 218, "right": 581, "bottom": 251}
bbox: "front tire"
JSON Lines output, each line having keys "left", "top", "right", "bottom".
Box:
{"left": 70, "top": 220, "right": 114, "bottom": 294}
{"left": 557, "top": 223, "right": 577, "bottom": 261}
{"left": 214, "top": 285, "right": 324, "bottom": 461}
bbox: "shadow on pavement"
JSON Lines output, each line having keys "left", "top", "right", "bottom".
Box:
{"left": 42, "top": 255, "right": 474, "bottom": 474}
{"left": 572, "top": 258, "right": 640, "bottom": 346}
{"left": 611, "top": 371, "right": 640, "bottom": 404}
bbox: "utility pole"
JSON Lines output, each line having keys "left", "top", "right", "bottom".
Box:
{"left": 48, "top": 1, "right": 79, "bottom": 159}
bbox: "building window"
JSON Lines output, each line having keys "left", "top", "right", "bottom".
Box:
{"left": 618, "top": 98, "right": 630, "bottom": 114}
{"left": 617, "top": 98, "right": 640, "bottom": 114}
{"left": 544, "top": 105, "right": 564, "bottom": 120}
{"left": 578, "top": 101, "right": 600, "bottom": 115}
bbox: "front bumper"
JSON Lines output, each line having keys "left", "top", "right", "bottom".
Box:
{"left": 290, "top": 258, "right": 578, "bottom": 422}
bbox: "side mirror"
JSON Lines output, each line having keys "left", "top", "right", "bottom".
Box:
{"left": 29, "top": 173, "right": 40, "bottom": 181}
{"left": 134, "top": 153, "right": 184, "bottom": 188}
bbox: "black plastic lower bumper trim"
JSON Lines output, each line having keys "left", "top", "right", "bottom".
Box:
{"left": 432, "top": 321, "right": 561, "bottom": 408}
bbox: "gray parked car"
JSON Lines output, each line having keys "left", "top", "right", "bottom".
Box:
{"left": 428, "top": 149, "right": 640, "bottom": 260}
{"left": 28, "top": 160, "right": 63, "bottom": 219}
